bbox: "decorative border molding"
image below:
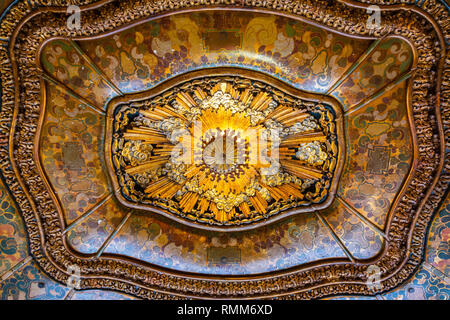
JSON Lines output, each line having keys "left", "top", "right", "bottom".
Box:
{"left": 0, "top": 0, "right": 447, "bottom": 299}
{"left": 104, "top": 69, "right": 345, "bottom": 231}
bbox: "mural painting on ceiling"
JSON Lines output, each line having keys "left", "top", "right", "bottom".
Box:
{"left": 0, "top": 180, "right": 27, "bottom": 276}
{"left": 338, "top": 81, "right": 412, "bottom": 229}
{"left": 1, "top": 0, "right": 445, "bottom": 300}
{"left": 35, "top": 10, "right": 416, "bottom": 276}
{"left": 1, "top": 178, "right": 448, "bottom": 299}
{"left": 40, "top": 11, "right": 373, "bottom": 94}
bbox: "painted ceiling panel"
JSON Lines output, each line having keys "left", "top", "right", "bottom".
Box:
{"left": 102, "top": 211, "right": 347, "bottom": 275}
{"left": 320, "top": 200, "right": 384, "bottom": 260}
{"left": 0, "top": 179, "right": 27, "bottom": 276}
{"left": 76, "top": 11, "right": 373, "bottom": 93}
{"left": 1, "top": 258, "right": 71, "bottom": 300}
{"left": 0, "top": 0, "right": 448, "bottom": 300}
{"left": 36, "top": 8, "right": 410, "bottom": 275}
{"left": 41, "top": 39, "right": 119, "bottom": 108}
{"left": 338, "top": 80, "right": 412, "bottom": 230}
{"left": 329, "top": 37, "right": 413, "bottom": 108}
{"left": 0, "top": 180, "right": 448, "bottom": 299}
{"left": 425, "top": 195, "right": 450, "bottom": 278}
{"left": 40, "top": 82, "right": 111, "bottom": 225}
{"left": 66, "top": 196, "right": 128, "bottom": 255}
{"left": 70, "top": 289, "right": 138, "bottom": 300}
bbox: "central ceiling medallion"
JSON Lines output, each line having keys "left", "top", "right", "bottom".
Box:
{"left": 106, "top": 73, "right": 344, "bottom": 230}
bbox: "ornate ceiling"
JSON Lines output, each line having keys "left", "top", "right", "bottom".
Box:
{"left": 0, "top": 0, "right": 448, "bottom": 300}
{"left": 105, "top": 73, "right": 343, "bottom": 229}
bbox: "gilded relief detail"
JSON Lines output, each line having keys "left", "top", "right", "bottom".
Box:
{"left": 0, "top": 0, "right": 446, "bottom": 300}
{"left": 108, "top": 76, "right": 342, "bottom": 228}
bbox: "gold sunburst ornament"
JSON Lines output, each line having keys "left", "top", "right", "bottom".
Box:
{"left": 107, "top": 76, "right": 342, "bottom": 229}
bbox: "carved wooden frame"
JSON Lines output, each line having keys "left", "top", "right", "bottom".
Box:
{"left": 104, "top": 68, "right": 345, "bottom": 231}
{"left": 0, "top": 0, "right": 447, "bottom": 299}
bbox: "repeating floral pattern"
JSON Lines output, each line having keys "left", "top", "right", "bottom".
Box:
{"left": 40, "top": 83, "right": 111, "bottom": 224}
{"left": 66, "top": 197, "right": 127, "bottom": 254}
{"left": 426, "top": 194, "right": 450, "bottom": 277}
{"left": 0, "top": 260, "right": 69, "bottom": 300}
{"left": 322, "top": 201, "right": 384, "bottom": 260}
{"left": 338, "top": 81, "right": 412, "bottom": 229}
{"left": 0, "top": 179, "right": 27, "bottom": 276}
{"left": 1, "top": 191, "right": 447, "bottom": 299}
{"left": 330, "top": 37, "right": 413, "bottom": 108}
{"left": 41, "top": 39, "right": 117, "bottom": 108}
{"left": 36, "top": 9, "right": 414, "bottom": 275}
{"left": 104, "top": 211, "right": 346, "bottom": 275}
{"left": 1, "top": 5, "right": 444, "bottom": 299}
{"left": 77, "top": 11, "right": 372, "bottom": 93}
{"left": 382, "top": 264, "right": 449, "bottom": 300}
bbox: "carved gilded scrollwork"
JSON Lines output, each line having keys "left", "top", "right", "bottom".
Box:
{"left": 0, "top": 0, "right": 447, "bottom": 299}
{"left": 106, "top": 74, "right": 342, "bottom": 230}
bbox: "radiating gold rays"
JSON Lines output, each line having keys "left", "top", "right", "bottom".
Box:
{"left": 112, "top": 79, "right": 337, "bottom": 225}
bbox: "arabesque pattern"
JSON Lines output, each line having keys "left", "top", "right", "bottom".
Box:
{"left": 108, "top": 76, "right": 341, "bottom": 228}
